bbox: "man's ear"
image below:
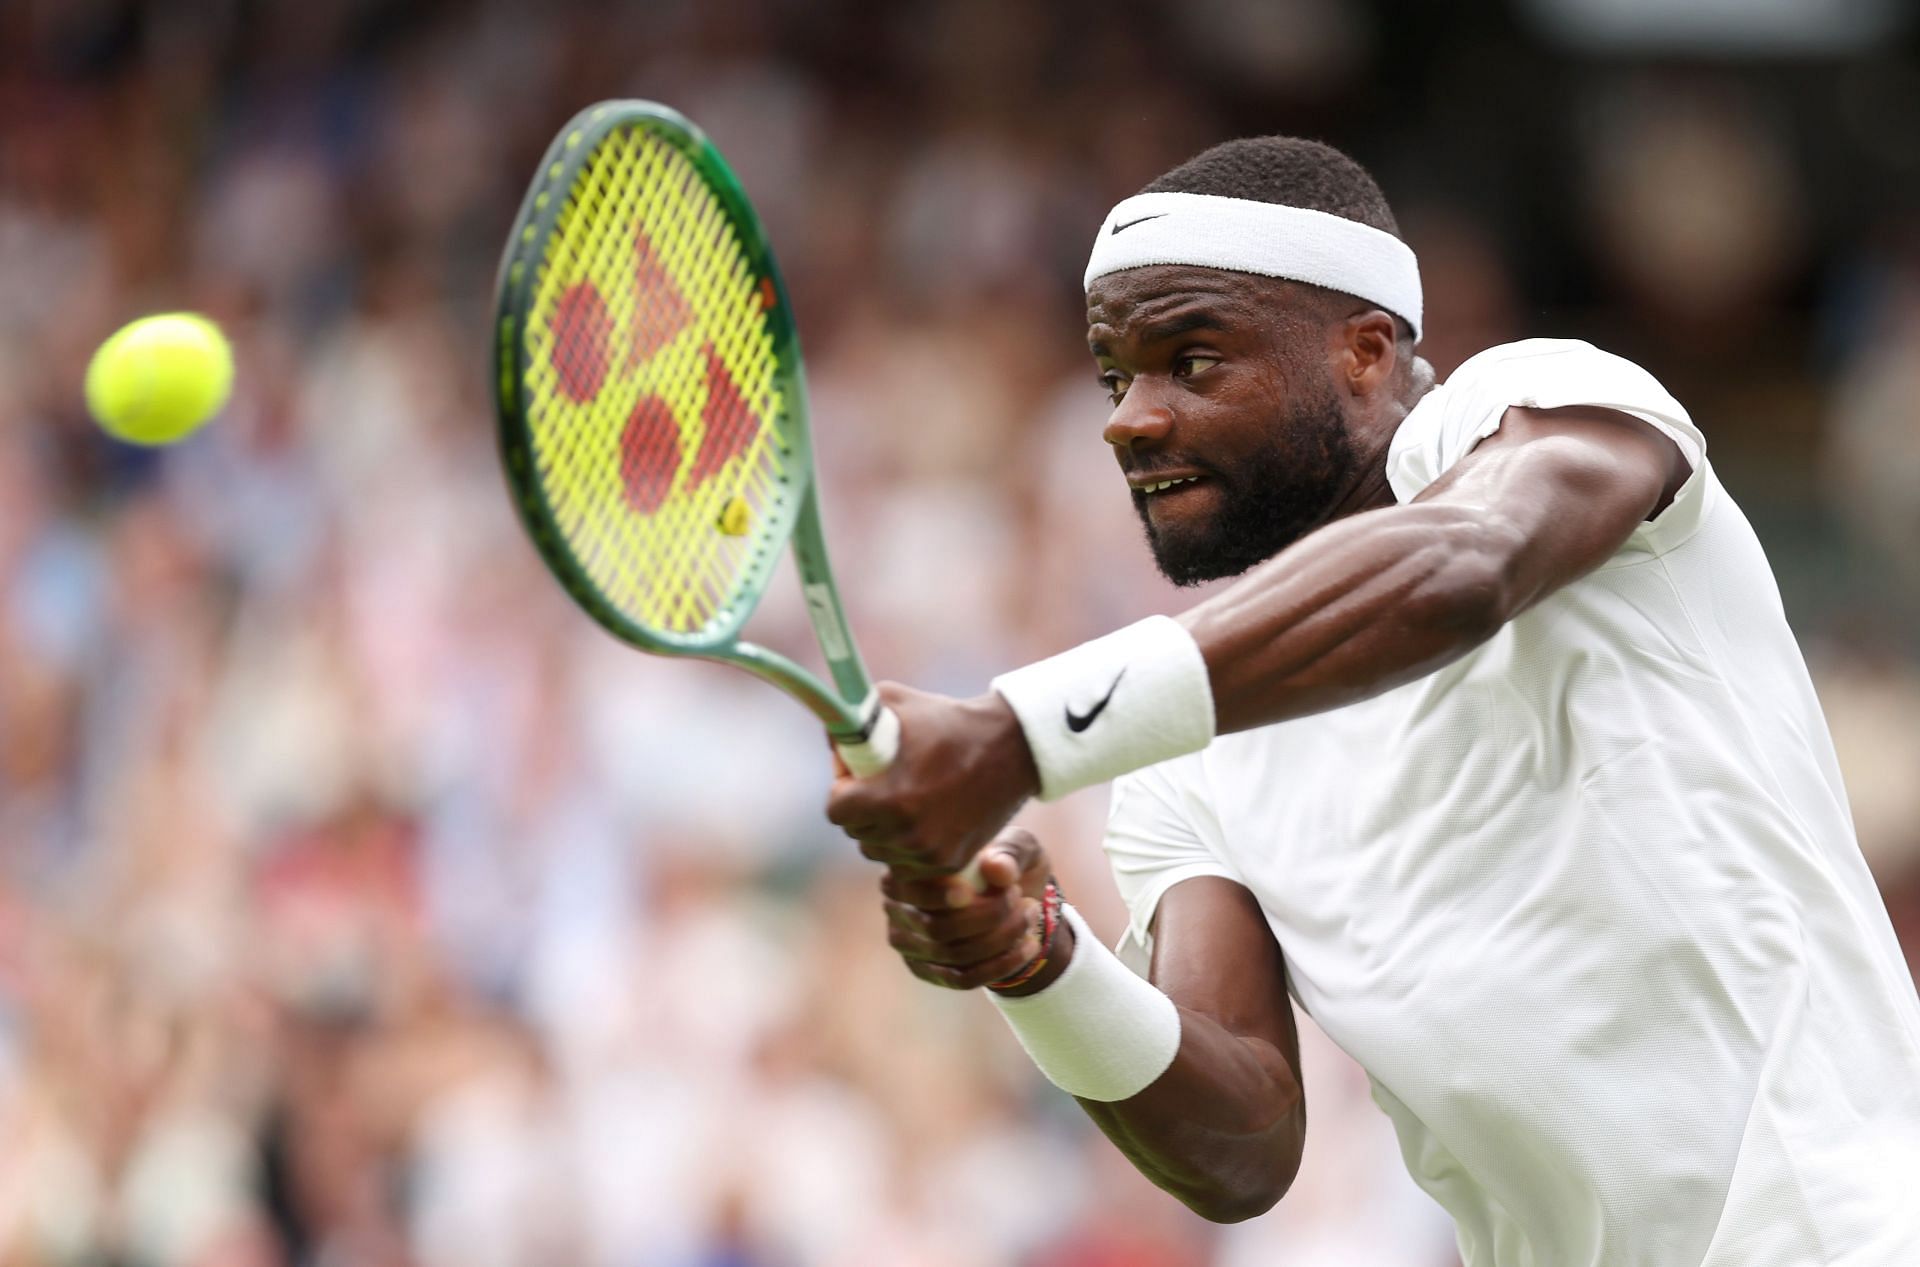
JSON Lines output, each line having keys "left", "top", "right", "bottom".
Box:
{"left": 1336, "top": 310, "right": 1399, "bottom": 398}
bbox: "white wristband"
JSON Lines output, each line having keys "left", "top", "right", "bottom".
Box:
{"left": 988, "top": 904, "right": 1181, "bottom": 1102}
{"left": 991, "top": 616, "right": 1215, "bottom": 800}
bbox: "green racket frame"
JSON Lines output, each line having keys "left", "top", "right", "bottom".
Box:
{"left": 493, "top": 100, "right": 884, "bottom": 745}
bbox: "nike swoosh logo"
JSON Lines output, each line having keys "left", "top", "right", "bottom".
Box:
{"left": 1110, "top": 214, "right": 1167, "bottom": 235}
{"left": 1065, "top": 668, "right": 1126, "bottom": 733}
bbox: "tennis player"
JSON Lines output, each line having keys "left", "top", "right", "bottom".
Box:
{"left": 826, "top": 137, "right": 1920, "bottom": 1264}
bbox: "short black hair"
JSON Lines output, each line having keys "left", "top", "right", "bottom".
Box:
{"left": 1141, "top": 136, "right": 1400, "bottom": 238}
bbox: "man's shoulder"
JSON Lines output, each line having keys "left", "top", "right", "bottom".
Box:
{"left": 1390, "top": 337, "right": 1700, "bottom": 507}
{"left": 1404, "top": 338, "right": 1663, "bottom": 449}
{"left": 1439, "top": 338, "right": 1662, "bottom": 399}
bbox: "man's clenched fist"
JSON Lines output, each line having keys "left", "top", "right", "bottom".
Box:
{"left": 826, "top": 682, "right": 1040, "bottom": 877}
{"left": 879, "top": 827, "right": 1073, "bottom": 993}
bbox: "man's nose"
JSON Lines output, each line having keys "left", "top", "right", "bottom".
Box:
{"left": 1102, "top": 386, "right": 1174, "bottom": 452}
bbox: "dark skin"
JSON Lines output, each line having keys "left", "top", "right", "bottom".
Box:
{"left": 882, "top": 840, "right": 1305, "bottom": 1223}
{"left": 836, "top": 263, "right": 1689, "bottom": 1221}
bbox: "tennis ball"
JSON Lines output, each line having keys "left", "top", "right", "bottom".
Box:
{"left": 85, "top": 313, "right": 233, "bottom": 446}
{"left": 717, "top": 496, "right": 751, "bottom": 535}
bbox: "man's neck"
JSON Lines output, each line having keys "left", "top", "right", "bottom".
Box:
{"left": 1329, "top": 357, "right": 1438, "bottom": 520}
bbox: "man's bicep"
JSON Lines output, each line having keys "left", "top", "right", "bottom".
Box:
{"left": 1149, "top": 876, "right": 1300, "bottom": 1076}
{"left": 1105, "top": 765, "right": 1238, "bottom": 969}
{"left": 1415, "top": 404, "right": 1691, "bottom": 615}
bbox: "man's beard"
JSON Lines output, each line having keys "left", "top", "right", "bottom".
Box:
{"left": 1134, "top": 388, "right": 1359, "bottom": 587}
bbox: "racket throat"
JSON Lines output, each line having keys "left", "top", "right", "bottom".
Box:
{"left": 801, "top": 581, "right": 853, "bottom": 663}
{"left": 789, "top": 487, "right": 876, "bottom": 708}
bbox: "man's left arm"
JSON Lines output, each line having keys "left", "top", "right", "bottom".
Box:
{"left": 828, "top": 405, "right": 1688, "bottom": 875}
{"left": 1187, "top": 402, "right": 1688, "bottom": 733}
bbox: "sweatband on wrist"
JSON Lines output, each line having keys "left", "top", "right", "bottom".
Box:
{"left": 990, "top": 615, "right": 1215, "bottom": 800}
{"left": 988, "top": 904, "right": 1181, "bottom": 1102}
{"left": 1084, "top": 191, "right": 1424, "bottom": 342}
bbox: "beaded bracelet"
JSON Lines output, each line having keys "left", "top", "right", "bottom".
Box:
{"left": 987, "top": 878, "right": 1064, "bottom": 992}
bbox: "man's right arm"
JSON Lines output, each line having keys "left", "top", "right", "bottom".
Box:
{"left": 1078, "top": 875, "right": 1306, "bottom": 1222}
{"left": 882, "top": 837, "right": 1305, "bottom": 1223}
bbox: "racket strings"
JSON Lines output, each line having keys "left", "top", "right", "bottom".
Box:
{"left": 645, "top": 155, "right": 756, "bottom": 624}
{"left": 636, "top": 145, "right": 789, "bottom": 630}
{"left": 520, "top": 126, "right": 793, "bottom": 635}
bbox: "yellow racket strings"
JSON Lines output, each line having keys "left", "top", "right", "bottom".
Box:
{"left": 520, "top": 126, "right": 791, "bottom": 635}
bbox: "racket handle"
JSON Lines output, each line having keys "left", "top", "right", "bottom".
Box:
{"left": 835, "top": 708, "right": 985, "bottom": 892}
{"left": 835, "top": 705, "right": 899, "bottom": 778}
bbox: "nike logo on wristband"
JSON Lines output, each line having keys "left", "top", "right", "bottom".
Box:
{"left": 1110, "top": 214, "right": 1167, "bottom": 235}
{"left": 1065, "top": 668, "right": 1126, "bottom": 733}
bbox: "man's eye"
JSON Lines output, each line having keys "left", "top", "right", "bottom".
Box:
{"left": 1173, "top": 355, "right": 1220, "bottom": 379}
{"left": 1099, "top": 373, "right": 1129, "bottom": 404}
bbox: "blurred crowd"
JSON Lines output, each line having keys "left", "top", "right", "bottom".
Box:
{"left": 2, "top": 2, "right": 1918, "bottom": 1265}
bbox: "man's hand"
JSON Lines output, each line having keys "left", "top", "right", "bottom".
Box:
{"left": 879, "top": 827, "right": 1071, "bottom": 993}
{"left": 826, "top": 682, "right": 1041, "bottom": 877}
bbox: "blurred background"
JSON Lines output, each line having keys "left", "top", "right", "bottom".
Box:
{"left": 3, "top": 1, "right": 1919, "bottom": 1264}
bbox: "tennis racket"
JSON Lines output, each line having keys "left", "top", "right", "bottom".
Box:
{"left": 492, "top": 100, "right": 897, "bottom": 776}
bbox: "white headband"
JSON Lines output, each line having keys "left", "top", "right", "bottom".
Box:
{"left": 1084, "top": 191, "right": 1423, "bottom": 342}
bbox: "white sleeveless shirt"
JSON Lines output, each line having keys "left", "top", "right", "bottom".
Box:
{"left": 1104, "top": 339, "right": 1920, "bottom": 1266}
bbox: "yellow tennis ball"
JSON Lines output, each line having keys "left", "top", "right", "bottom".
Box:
{"left": 717, "top": 496, "right": 751, "bottom": 535}
{"left": 85, "top": 313, "right": 234, "bottom": 446}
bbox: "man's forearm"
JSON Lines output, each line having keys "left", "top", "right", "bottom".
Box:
{"left": 992, "top": 901, "right": 1307, "bottom": 1224}
{"left": 1185, "top": 405, "right": 1683, "bottom": 736}
{"left": 1182, "top": 501, "right": 1518, "bottom": 734}
{"left": 1079, "top": 1000, "right": 1307, "bottom": 1223}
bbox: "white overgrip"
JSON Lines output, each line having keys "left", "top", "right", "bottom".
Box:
{"left": 834, "top": 702, "right": 899, "bottom": 778}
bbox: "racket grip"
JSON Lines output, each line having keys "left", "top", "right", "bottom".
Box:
{"left": 835, "top": 705, "right": 899, "bottom": 778}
